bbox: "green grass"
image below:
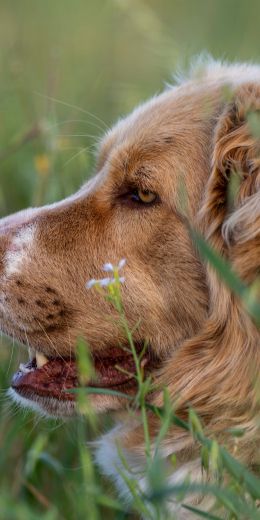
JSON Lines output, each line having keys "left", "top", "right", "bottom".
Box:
{"left": 1, "top": 1, "right": 260, "bottom": 519}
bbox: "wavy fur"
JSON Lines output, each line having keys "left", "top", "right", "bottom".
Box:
{"left": 0, "top": 59, "right": 259, "bottom": 518}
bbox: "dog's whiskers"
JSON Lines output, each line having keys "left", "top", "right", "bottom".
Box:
{"left": 34, "top": 319, "right": 67, "bottom": 363}
{"left": 44, "top": 118, "right": 106, "bottom": 134}
{"left": 57, "top": 133, "right": 101, "bottom": 140}
{"left": 63, "top": 143, "right": 97, "bottom": 167}
{"left": 5, "top": 330, "right": 16, "bottom": 376}
{"left": 33, "top": 92, "right": 109, "bottom": 131}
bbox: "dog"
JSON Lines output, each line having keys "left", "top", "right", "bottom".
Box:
{"left": 1, "top": 58, "right": 260, "bottom": 518}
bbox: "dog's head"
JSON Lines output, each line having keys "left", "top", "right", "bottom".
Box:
{"left": 1, "top": 60, "right": 259, "bottom": 421}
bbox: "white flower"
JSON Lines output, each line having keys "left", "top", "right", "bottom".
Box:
{"left": 99, "top": 277, "right": 112, "bottom": 287}
{"left": 103, "top": 262, "right": 114, "bottom": 272}
{"left": 86, "top": 279, "right": 97, "bottom": 289}
{"left": 118, "top": 258, "right": 126, "bottom": 270}
{"left": 103, "top": 259, "right": 126, "bottom": 272}
{"left": 86, "top": 259, "right": 126, "bottom": 289}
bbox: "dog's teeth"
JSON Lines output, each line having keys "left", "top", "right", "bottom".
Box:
{"left": 35, "top": 351, "right": 49, "bottom": 368}
{"left": 19, "top": 363, "right": 34, "bottom": 374}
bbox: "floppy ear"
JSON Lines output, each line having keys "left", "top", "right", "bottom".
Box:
{"left": 158, "top": 83, "right": 260, "bottom": 414}
{"left": 201, "top": 83, "right": 260, "bottom": 290}
{"left": 119, "top": 85, "right": 260, "bottom": 460}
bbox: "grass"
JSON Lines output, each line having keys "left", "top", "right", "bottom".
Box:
{"left": 1, "top": 257, "right": 259, "bottom": 519}
{"left": 0, "top": 1, "right": 260, "bottom": 519}
{"left": 72, "top": 268, "right": 260, "bottom": 520}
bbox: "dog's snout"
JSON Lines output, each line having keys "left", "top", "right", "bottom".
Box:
{"left": 0, "top": 208, "right": 38, "bottom": 276}
{"left": 0, "top": 208, "right": 37, "bottom": 237}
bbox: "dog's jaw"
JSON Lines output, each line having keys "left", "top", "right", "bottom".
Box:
{"left": 8, "top": 387, "right": 76, "bottom": 418}
{"left": 8, "top": 387, "right": 123, "bottom": 418}
{"left": 9, "top": 342, "right": 155, "bottom": 417}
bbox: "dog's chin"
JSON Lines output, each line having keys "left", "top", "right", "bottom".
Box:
{"left": 8, "top": 387, "right": 77, "bottom": 418}
{"left": 8, "top": 387, "right": 125, "bottom": 418}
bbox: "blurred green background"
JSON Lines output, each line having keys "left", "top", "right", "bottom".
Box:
{"left": 0, "top": 1, "right": 259, "bottom": 518}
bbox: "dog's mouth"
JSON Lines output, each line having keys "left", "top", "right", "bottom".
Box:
{"left": 11, "top": 344, "right": 150, "bottom": 403}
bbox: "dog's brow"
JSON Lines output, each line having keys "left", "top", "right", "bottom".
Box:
{"left": 98, "top": 130, "right": 175, "bottom": 172}
{"left": 110, "top": 154, "right": 156, "bottom": 185}
{"left": 133, "top": 167, "right": 153, "bottom": 180}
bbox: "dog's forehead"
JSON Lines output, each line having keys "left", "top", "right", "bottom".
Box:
{"left": 97, "top": 83, "right": 218, "bottom": 173}
{"left": 98, "top": 90, "right": 180, "bottom": 163}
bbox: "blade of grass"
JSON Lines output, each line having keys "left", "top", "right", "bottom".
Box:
{"left": 190, "top": 228, "right": 260, "bottom": 325}
{"left": 182, "top": 504, "right": 222, "bottom": 520}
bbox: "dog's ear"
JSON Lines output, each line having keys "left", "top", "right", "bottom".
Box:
{"left": 148, "top": 86, "right": 260, "bottom": 441}
{"left": 123, "top": 86, "right": 260, "bottom": 450}
{"left": 201, "top": 83, "right": 260, "bottom": 288}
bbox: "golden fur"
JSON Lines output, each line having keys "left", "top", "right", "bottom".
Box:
{"left": 1, "top": 59, "right": 260, "bottom": 517}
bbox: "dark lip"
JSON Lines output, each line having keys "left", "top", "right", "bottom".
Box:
{"left": 11, "top": 343, "right": 151, "bottom": 402}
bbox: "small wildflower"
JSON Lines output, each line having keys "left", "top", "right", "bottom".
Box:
{"left": 86, "top": 276, "right": 126, "bottom": 289}
{"left": 103, "top": 259, "right": 126, "bottom": 272}
{"left": 103, "top": 263, "right": 114, "bottom": 272}
{"left": 118, "top": 258, "right": 126, "bottom": 270}
{"left": 99, "top": 277, "right": 112, "bottom": 287}
{"left": 86, "top": 260, "right": 126, "bottom": 290}
{"left": 34, "top": 154, "right": 50, "bottom": 176}
{"left": 86, "top": 279, "right": 97, "bottom": 289}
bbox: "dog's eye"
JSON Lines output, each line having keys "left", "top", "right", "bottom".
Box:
{"left": 130, "top": 189, "right": 157, "bottom": 204}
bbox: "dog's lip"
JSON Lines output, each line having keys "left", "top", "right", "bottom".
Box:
{"left": 11, "top": 344, "right": 149, "bottom": 401}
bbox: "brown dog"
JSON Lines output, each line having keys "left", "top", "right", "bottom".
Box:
{"left": 1, "top": 59, "right": 260, "bottom": 517}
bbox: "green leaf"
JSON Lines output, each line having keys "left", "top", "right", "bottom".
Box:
{"left": 191, "top": 229, "right": 245, "bottom": 296}
{"left": 220, "top": 447, "right": 260, "bottom": 500}
{"left": 147, "top": 482, "right": 257, "bottom": 517}
{"left": 201, "top": 445, "right": 209, "bottom": 472}
{"left": 182, "top": 504, "right": 222, "bottom": 519}
{"left": 95, "top": 494, "right": 125, "bottom": 512}
{"left": 191, "top": 229, "right": 260, "bottom": 325}
{"left": 247, "top": 110, "right": 260, "bottom": 139}
{"left": 189, "top": 409, "right": 204, "bottom": 436}
{"left": 37, "top": 452, "right": 63, "bottom": 475}
{"left": 76, "top": 337, "right": 95, "bottom": 384}
{"left": 24, "top": 433, "right": 48, "bottom": 477}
